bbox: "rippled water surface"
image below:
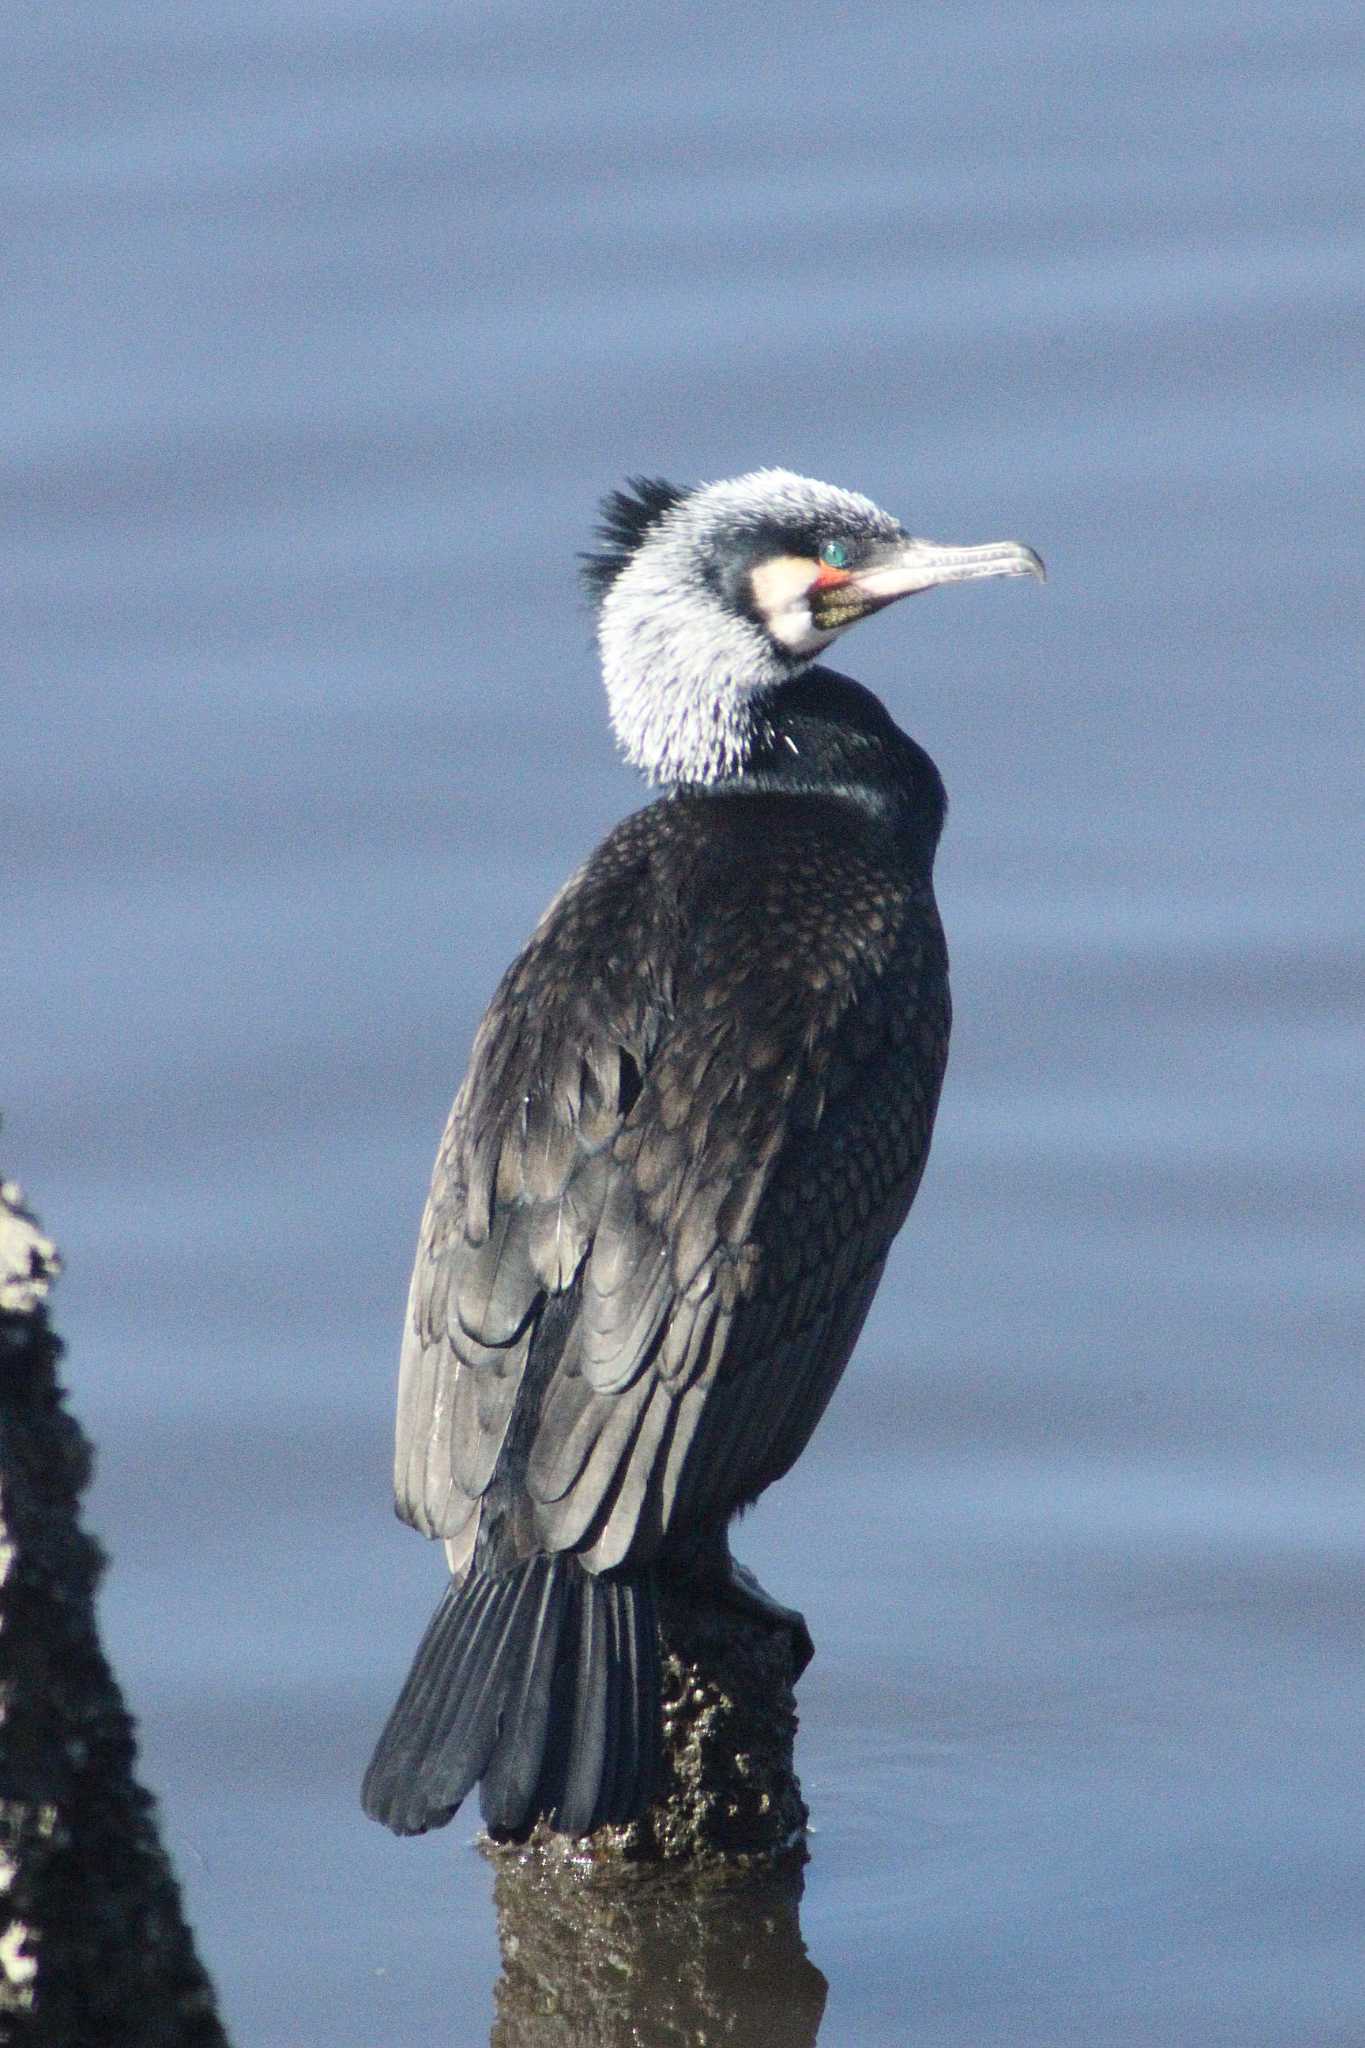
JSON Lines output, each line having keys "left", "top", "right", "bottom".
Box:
{"left": 5, "top": 4, "right": 1362, "bottom": 2043}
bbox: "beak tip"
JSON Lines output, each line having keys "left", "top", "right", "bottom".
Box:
{"left": 1012, "top": 545, "right": 1046, "bottom": 584}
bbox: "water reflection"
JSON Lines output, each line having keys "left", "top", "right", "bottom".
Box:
{"left": 487, "top": 1853, "right": 826, "bottom": 2047}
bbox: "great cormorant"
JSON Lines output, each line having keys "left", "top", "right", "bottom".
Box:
{"left": 362, "top": 470, "right": 1042, "bottom": 1839}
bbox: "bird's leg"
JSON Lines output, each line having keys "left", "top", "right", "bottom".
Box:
{"left": 721, "top": 1556, "right": 815, "bottom": 1679}
{"left": 664, "top": 1527, "right": 814, "bottom": 1679}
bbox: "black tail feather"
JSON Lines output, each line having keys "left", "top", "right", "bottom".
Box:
{"left": 474, "top": 1559, "right": 565, "bottom": 1827}
{"left": 362, "top": 1555, "right": 660, "bottom": 1838}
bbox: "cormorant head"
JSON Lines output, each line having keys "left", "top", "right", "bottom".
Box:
{"left": 582, "top": 468, "right": 1043, "bottom": 785}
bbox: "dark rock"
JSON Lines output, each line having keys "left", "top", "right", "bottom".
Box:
{"left": 0, "top": 1174, "right": 230, "bottom": 2046}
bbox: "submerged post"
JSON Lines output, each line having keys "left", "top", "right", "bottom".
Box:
{"left": 487, "top": 1845, "right": 826, "bottom": 2047}
{"left": 484, "top": 1579, "right": 821, "bottom": 2039}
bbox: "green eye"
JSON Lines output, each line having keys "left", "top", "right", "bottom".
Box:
{"left": 819, "top": 540, "right": 850, "bottom": 570}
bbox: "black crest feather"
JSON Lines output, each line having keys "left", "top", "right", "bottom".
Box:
{"left": 579, "top": 476, "right": 686, "bottom": 600}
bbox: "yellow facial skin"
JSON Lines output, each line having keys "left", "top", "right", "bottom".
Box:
{"left": 750, "top": 536, "right": 1044, "bottom": 654}
{"left": 749, "top": 554, "right": 863, "bottom": 652}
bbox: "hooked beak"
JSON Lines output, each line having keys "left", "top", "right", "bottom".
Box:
{"left": 813, "top": 534, "right": 1044, "bottom": 632}
{"left": 853, "top": 535, "right": 1045, "bottom": 604}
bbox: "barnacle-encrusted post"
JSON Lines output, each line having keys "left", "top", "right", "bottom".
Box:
{"left": 484, "top": 1579, "right": 820, "bottom": 2039}
{"left": 0, "top": 1174, "right": 229, "bottom": 2046}
{"left": 486, "top": 1569, "right": 810, "bottom": 1870}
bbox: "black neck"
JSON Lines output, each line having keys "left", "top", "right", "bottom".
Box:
{"left": 690, "top": 664, "right": 946, "bottom": 851}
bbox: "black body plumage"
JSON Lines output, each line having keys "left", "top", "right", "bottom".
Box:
{"left": 363, "top": 472, "right": 1040, "bottom": 1840}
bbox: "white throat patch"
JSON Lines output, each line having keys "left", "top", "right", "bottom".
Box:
{"left": 747, "top": 554, "right": 839, "bottom": 657}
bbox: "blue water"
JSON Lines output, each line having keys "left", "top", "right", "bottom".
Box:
{"left": 5, "top": 4, "right": 1362, "bottom": 2042}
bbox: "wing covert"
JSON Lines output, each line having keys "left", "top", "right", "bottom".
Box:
{"left": 390, "top": 791, "right": 950, "bottom": 1585}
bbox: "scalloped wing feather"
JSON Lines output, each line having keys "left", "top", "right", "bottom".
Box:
{"left": 389, "top": 792, "right": 949, "bottom": 1580}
